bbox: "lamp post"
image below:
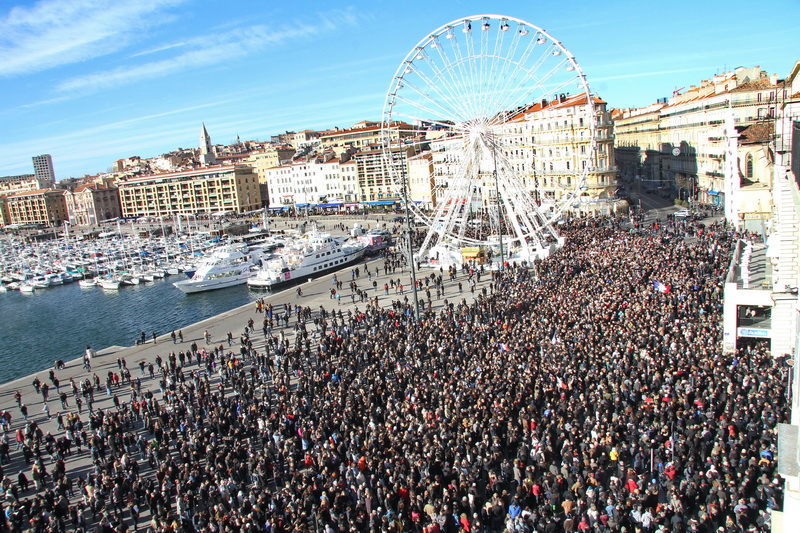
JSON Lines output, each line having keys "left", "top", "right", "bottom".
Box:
{"left": 401, "top": 156, "right": 421, "bottom": 321}
{"left": 491, "top": 139, "right": 504, "bottom": 271}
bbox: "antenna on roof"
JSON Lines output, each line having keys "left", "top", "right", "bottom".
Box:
{"left": 673, "top": 86, "right": 685, "bottom": 97}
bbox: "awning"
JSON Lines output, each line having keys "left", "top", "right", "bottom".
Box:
{"left": 707, "top": 190, "right": 720, "bottom": 196}
{"left": 268, "top": 206, "right": 290, "bottom": 211}
{"left": 365, "top": 200, "right": 395, "bottom": 206}
{"left": 316, "top": 202, "right": 343, "bottom": 208}
{"left": 344, "top": 203, "right": 360, "bottom": 207}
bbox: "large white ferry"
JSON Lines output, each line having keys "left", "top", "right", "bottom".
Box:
{"left": 247, "top": 228, "right": 366, "bottom": 289}
{"left": 173, "top": 244, "right": 264, "bottom": 294}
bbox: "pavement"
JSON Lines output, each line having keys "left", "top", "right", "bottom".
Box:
{"left": 0, "top": 227, "right": 494, "bottom": 529}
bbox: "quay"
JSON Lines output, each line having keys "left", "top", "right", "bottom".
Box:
{"left": 0, "top": 243, "right": 493, "bottom": 531}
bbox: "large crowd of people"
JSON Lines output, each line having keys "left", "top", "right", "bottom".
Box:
{"left": 0, "top": 217, "right": 788, "bottom": 533}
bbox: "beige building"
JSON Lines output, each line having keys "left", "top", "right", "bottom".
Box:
{"left": 247, "top": 146, "right": 296, "bottom": 182}
{"left": 118, "top": 164, "right": 261, "bottom": 217}
{"left": 614, "top": 66, "right": 783, "bottom": 217}
{"left": 64, "top": 183, "right": 121, "bottom": 226}
{"left": 290, "top": 130, "right": 320, "bottom": 150}
{"left": 0, "top": 174, "right": 51, "bottom": 196}
{"left": 614, "top": 102, "right": 667, "bottom": 193}
{"left": 3, "top": 189, "right": 68, "bottom": 226}
{"left": 407, "top": 152, "right": 435, "bottom": 208}
{"left": 505, "top": 94, "right": 618, "bottom": 214}
{"left": 320, "top": 121, "right": 414, "bottom": 157}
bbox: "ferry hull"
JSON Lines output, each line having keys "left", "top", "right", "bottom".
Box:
{"left": 173, "top": 274, "right": 252, "bottom": 294}
{"left": 248, "top": 248, "right": 365, "bottom": 290}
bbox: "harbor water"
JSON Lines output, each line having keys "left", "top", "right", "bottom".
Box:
{"left": 0, "top": 277, "right": 259, "bottom": 385}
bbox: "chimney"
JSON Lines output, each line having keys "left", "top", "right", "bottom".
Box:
{"left": 770, "top": 73, "right": 778, "bottom": 85}
{"left": 559, "top": 93, "right": 566, "bottom": 103}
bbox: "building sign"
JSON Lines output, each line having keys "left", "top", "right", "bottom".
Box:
{"left": 737, "top": 327, "right": 771, "bottom": 338}
{"left": 740, "top": 212, "right": 771, "bottom": 220}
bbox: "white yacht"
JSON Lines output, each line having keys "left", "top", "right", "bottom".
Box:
{"left": 173, "top": 244, "right": 262, "bottom": 294}
{"left": 98, "top": 276, "right": 121, "bottom": 290}
{"left": 247, "top": 228, "right": 366, "bottom": 289}
{"left": 30, "top": 276, "right": 51, "bottom": 289}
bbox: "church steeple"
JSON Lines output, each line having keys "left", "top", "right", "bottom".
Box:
{"left": 199, "top": 122, "right": 216, "bottom": 165}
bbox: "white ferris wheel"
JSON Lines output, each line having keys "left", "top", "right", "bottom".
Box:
{"left": 381, "top": 14, "right": 598, "bottom": 267}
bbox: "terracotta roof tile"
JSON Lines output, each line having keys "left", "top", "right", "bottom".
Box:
{"left": 737, "top": 122, "right": 773, "bottom": 144}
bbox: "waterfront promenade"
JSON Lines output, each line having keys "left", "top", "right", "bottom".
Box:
{"left": 0, "top": 245, "right": 491, "bottom": 531}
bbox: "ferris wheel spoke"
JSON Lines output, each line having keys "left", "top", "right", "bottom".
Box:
{"left": 391, "top": 90, "right": 468, "bottom": 126}
{"left": 491, "top": 36, "right": 547, "bottom": 113}
{"left": 484, "top": 31, "right": 517, "bottom": 118}
{"left": 444, "top": 32, "right": 482, "bottom": 121}
{"left": 395, "top": 74, "right": 467, "bottom": 123}
{"left": 483, "top": 27, "right": 525, "bottom": 118}
{"left": 526, "top": 59, "right": 575, "bottom": 102}
{"left": 405, "top": 61, "right": 479, "bottom": 125}
{"left": 408, "top": 48, "right": 475, "bottom": 122}
{"left": 427, "top": 35, "right": 479, "bottom": 121}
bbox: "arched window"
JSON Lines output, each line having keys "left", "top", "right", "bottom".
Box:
{"left": 745, "top": 154, "right": 754, "bottom": 179}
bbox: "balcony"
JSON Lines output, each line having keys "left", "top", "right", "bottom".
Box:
{"left": 587, "top": 165, "right": 617, "bottom": 174}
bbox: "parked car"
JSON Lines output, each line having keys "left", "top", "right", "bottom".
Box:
{"left": 674, "top": 209, "right": 691, "bottom": 219}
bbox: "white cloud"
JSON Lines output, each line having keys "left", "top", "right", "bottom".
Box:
{"left": 591, "top": 66, "right": 715, "bottom": 83}
{"left": 0, "top": 0, "right": 185, "bottom": 77}
{"left": 129, "top": 41, "right": 189, "bottom": 59}
{"left": 55, "top": 8, "right": 362, "bottom": 95}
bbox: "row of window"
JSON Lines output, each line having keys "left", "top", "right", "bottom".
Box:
{"left": 312, "top": 256, "right": 349, "bottom": 272}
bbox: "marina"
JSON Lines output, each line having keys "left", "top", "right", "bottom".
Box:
{"left": 0, "top": 215, "right": 397, "bottom": 385}
{"left": 0, "top": 273, "right": 260, "bottom": 384}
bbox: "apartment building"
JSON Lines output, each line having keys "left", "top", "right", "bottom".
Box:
{"left": 263, "top": 165, "right": 295, "bottom": 208}
{"left": 505, "top": 93, "right": 618, "bottom": 214}
{"left": 118, "top": 164, "right": 261, "bottom": 217}
{"left": 354, "top": 145, "right": 414, "bottom": 205}
{"left": 64, "top": 183, "right": 121, "bottom": 226}
{"left": 0, "top": 174, "right": 51, "bottom": 197}
{"left": 339, "top": 159, "right": 359, "bottom": 205}
{"left": 614, "top": 66, "right": 784, "bottom": 221}
{"left": 263, "top": 156, "right": 357, "bottom": 209}
{"left": 320, "top": 121, "right": 415, "bottom": 157}
{"left": 246, "top": 146, "right": 296, "bottom": 182}
{"left": 290, "top": 130, "right": 321, "bottom": 150}
{"left": 32, "top": 154, "right": 56, "bottom": 185}
{"left": 407, "top": 152, "right": 435, "bottom": 208}
{"left": 3, "top": 189, "right": 68, "bottom": 226}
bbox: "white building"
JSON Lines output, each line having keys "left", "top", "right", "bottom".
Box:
{"left": 772, "top": 59, "right": 800, "bottom": 533}
{"left": 339, "top": 159, "right": 359, "bottom": 206}
{"left": 263, "top": 159, "right": 330, "bottom": 209}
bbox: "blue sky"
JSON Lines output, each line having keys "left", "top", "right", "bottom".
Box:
{"left": 1, "top": 0, "right": 798, "bottom": 180}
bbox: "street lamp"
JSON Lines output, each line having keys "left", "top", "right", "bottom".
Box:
{"left": 401, "top": 155, "right": 421, "bottom": 321}
{"left": 491, "top": 139, "right": 504, "bottom": 271}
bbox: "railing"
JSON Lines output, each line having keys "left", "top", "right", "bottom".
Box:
{"left": 737, "top": 316, "right": 772, "bottom": 328}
